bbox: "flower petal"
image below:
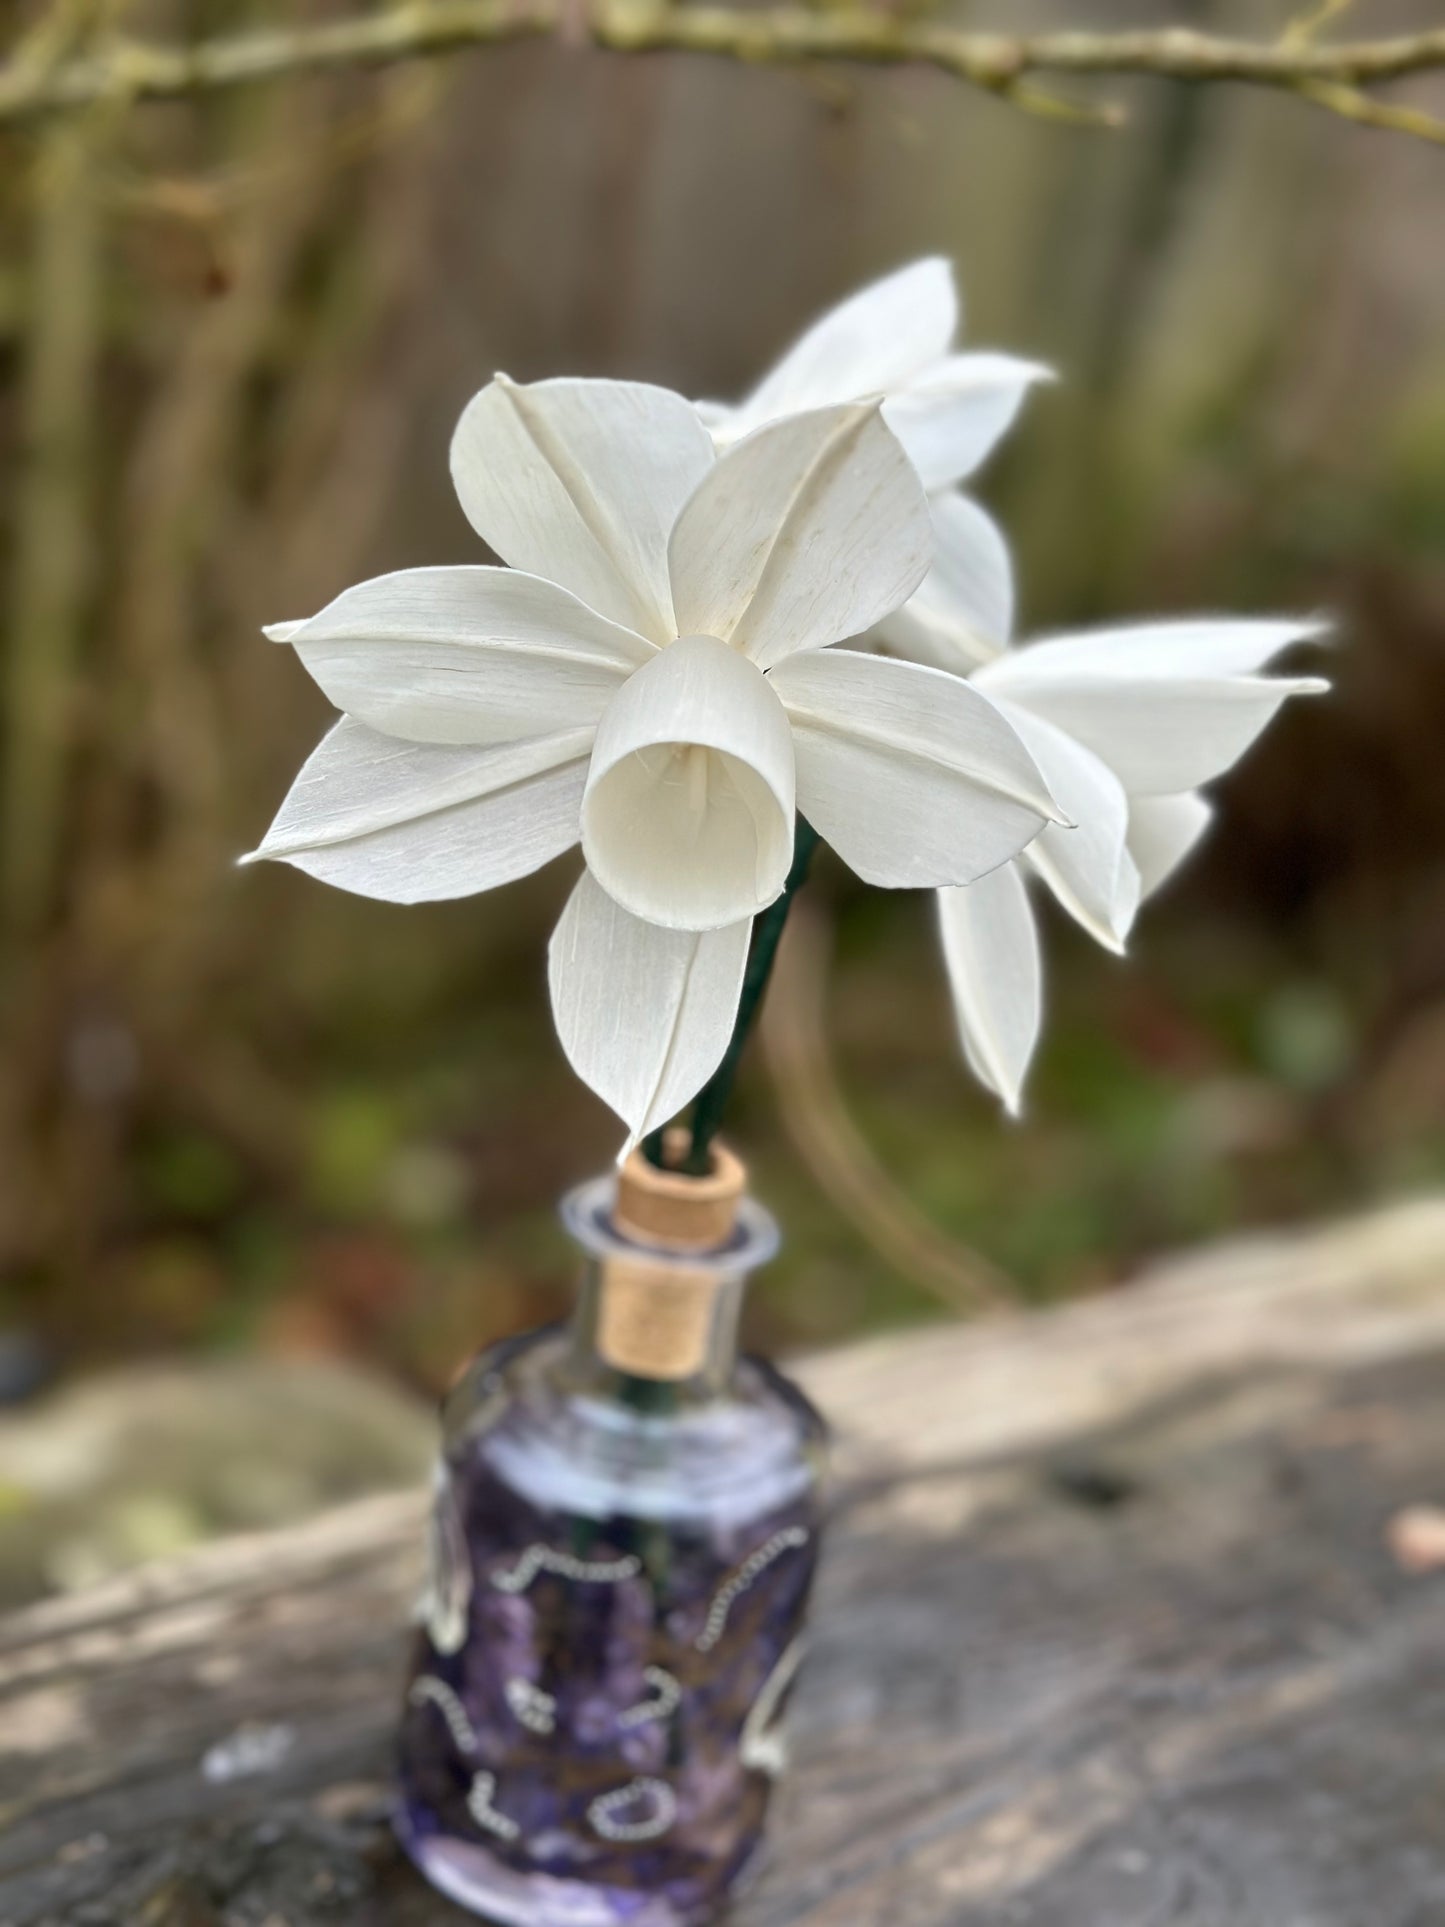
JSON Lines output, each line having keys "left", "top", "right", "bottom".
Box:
{"left": 937, "top": 864, "right": 1042, "bottom": 1117}
{"left": 243, "top": 718, "right": 590, "bottom": 903}
{"left": 998, "top": 701, "right": 1138, "bottom": 952}
{"left": 582, "top": 633, "right": 795, "bottom": 932}
{"left": 278, "top": 567, "right": 653, "bottom": 746}
{"left": 990, "top": 618, "right": 1330, "bottom": 685}
{"left": 884, "top": 352, "right": 1052, "bottom": 491}
{"left": 669, "top": 404, "right": 932, "bottom": 670}
{"left": 548, "top": 870, "right": 751, "bottom": 1156}
{"left": 726, "top": 258, "right": 957, "bottom": 433}
{"left": 450, "top": 377, "right": 715, "bottom": 643}
{"left": 768, "top": 647, "right": 1062, "bottom": 890}
{"left": 974, "top": 619, "right": 1328, "bottom": 793}
{"left": 1128, "top": 792, "right": 1213, "bottom": 899}
{"left": 873, "top": 491, "right": 1013, "bottom": 673}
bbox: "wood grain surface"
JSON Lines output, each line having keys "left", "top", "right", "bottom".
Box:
{"left": 7, "top": 1197, "right": 1445, "bottom": 1925}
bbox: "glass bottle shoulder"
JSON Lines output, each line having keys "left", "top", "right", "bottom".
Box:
{"left": 441, "top": 1328, "right": 827, "bottom": 1537}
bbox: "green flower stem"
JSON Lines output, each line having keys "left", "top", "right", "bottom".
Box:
{"left": 644, "top": 817, "right": 821, "bottom": 1176}
{"left": 612, "top": 1371, "right": 678, "bottom": 1415}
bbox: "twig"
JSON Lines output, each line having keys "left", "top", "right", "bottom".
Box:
{"left": 760, "top": 899, "right": 1013, "bottom": 1317}
{"left": 1296, "top": 78, "right": 1445, "bottom": 146}
{"left": 996, "top": 79, "right": 1127, "bottom": 130}
{"left": 1, "top": 6, "right": 1445, "bottom": 142}
{"left": 1281, "top": 0, "right": 1356, "bottom": 53}
{"left": 89, "top": 73, "right": 339, "bottom": 1027}
{"left": 2, "top": 121, "right": 101, "bottom": 935}
{"left": 0, "top": 0, "right": 106, "bottom": 935}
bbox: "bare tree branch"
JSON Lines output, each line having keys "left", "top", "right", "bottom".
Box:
{"left": 1, "top": 3, "right": 1444, "bottom": 141}
{"left": 1296, "top": 76, "right": 1445, "bottom": 145}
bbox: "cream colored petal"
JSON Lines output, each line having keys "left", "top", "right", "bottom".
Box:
{"left": 669, "top": 404, "right": 932, "bottom": 670}
{"left": 884, "top": 353, "right": 1052, "bottom": 491}
{"left": 985, "top": 618, "right": 1329, "bottom": 685}
{"left": 873, "top": 491, "right": 1012, "bottom": 672}
{"left": 1127, "top": 792, "right": 1213, "bottom": 899}
{"left": 450, "top": 376, "right": 715, "bottom": 643}
{"left": 937, "top": 864, "right": 1042, "bottom": 1117}
{"left": 548, "top": 871, "right": 751, "bottom": 1155}
{"left": 727, "top": 258, "right": 957, "bottom": 433}
{"left": 243, "top": 718, "right": 590, "bottom": 903}
{"left": 581, "top": 634, "right": 795, "bottom": 932}
{"left": 769, "top": 648, "right": 1062, "bottom": 890}
{"left": 279, "top": 567, "right": 653, "bottom": 746}
{"left": 1000, "top": 702, "right": 1139, "bottom": 953}
{"left": 975, "top": 618, "right": 1329, "bottom": 793}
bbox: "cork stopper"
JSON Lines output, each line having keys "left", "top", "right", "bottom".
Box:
{"left": 597, "top": 1132, "right": 747, "bottom": 1381}
{"left": 613, "top": 1128, "right": 746, "bottom": 1252}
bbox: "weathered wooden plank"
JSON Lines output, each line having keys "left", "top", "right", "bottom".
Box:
{"left": 6, "top": 1198, "right": 1445, "bottom": 1925}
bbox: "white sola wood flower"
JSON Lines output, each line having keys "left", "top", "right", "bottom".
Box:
{"left": 697, "top": 257, "right": 1048, "bottom": 674}
{"left": 888, "top": 589, "right": 1328, "bottom": 1114}
{"left": 699, "top": 257, "right": 1327, "bottom": 1116}
{"left": 248, "top": 376, "right": 1065, "bottom": 1150}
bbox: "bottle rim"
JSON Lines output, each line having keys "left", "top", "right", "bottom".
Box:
{"left": 560, "top": 1172, "right": 781, "bottom": 1274}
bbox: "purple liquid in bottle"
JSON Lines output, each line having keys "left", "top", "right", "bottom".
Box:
{"left": 396, "top": 1178, "right": 827, "bottom": 1926}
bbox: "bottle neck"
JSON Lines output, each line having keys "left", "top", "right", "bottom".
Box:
{"left": 558, "top": 1172, "right": 780, "bottom": 1410}
{"left": 567, "top": 1258, "right": 747, "bottom": 1406}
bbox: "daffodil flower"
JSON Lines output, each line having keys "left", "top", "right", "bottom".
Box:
{"left": 886, "top": 577, "right": 1328, "bottom": 1112}
{"left": 248, "top": 376, "right": 1064, "bottom": 1149}
{"left": 700, "top": 259, "right": 1326, "bottom": 1117}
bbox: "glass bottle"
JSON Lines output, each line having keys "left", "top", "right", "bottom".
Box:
{"left": 395, "top": 1140, "right": 828, "bottom": 1926}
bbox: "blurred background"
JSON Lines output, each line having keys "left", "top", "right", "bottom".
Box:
{"left": 0, "top": 0, "right": 1442, "bottom": 1603}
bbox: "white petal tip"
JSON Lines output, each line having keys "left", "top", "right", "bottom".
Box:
{"left": 263, "top": 620, "right": 305, "bottom": 644}
{"left": 236, "top": 848, "right": 263, "bottom": 868}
